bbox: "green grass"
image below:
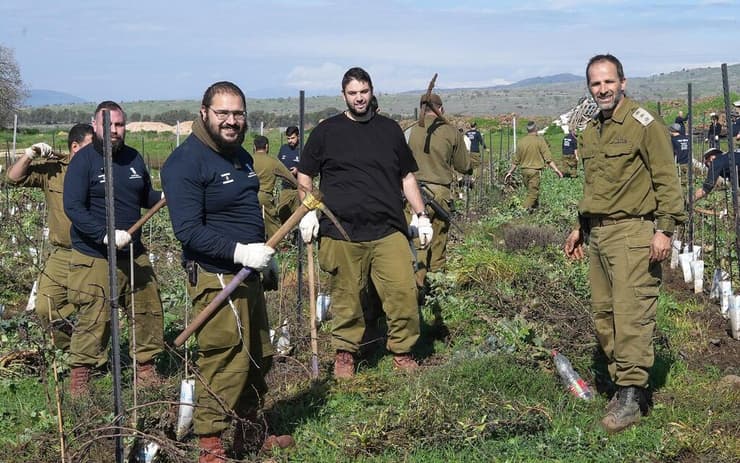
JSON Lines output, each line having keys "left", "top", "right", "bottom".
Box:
{"left": 1, "top": 126, "right": 739, "bottom": 462}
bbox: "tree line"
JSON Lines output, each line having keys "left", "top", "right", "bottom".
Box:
{"left": 16, "top": 106, "right": 404, "bottom": 128}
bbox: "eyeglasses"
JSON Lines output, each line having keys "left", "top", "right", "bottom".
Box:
{"left": 207, "top": 107, "right": 247, "bottom": 121}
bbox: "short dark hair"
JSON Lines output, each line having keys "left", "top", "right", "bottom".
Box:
{"left": 67, "top": 123, "right": 93, "bottom": 151}
{"left": 95, "top": 101, "right": 125, "bottom": 121}
{"left": 285, "top": 126, "right": 299, "bottom": 137}
{"left": 586, "top": 54, "right": 625, "bottom": 84}
{"left": 253, "top": 135, "right": 268, "bottom": 150}
{"left": 201, "top": 81, "right": 246, "bottom": 109}
{"left": 342, "top": 67, "right": 373, "bottom": 92}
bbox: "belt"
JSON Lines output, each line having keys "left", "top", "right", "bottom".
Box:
{"left": 587, "top": 216, "right": 653, "bottom": 228}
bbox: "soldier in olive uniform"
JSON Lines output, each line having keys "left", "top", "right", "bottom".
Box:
{"left": 5, "top": 124, "right": 93, "bottom": 351}
{"left": 564, "top": 54, "right": 686, "bottom": 434}
{"left": 505, "top": 121, "right": 563, "bottom": 210}
{"left": 251, "top": 135, "right": 294, "bottom": 240}
{"left": 407, "top": 93, "right": 471, "bottom": 296}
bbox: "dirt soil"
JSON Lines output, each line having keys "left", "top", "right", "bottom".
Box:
{"left": 126, "top": 121, "right": 193, "bottom": 134}
{"left": 662, "top": 265, "right": 740, "bottom": 375}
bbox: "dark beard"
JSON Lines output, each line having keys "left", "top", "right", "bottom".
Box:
{"left": 205, "top": 114, "right": 246, "bottom": 152}
{"left": 345, "top": 101, "right": 369, "bottom": 119}
{"left": 93, "top": 134, "right": 124, "bottom": 155}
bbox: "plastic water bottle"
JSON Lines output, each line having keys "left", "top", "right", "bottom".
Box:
{"left": 552, "top": 350, "right": 593, "bottom": 400}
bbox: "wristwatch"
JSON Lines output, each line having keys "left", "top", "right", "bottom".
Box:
{"left": 656, "top": 229, "right": 673, "bottom": 237}
{"left": 416, "top": 211, "right": 428, "bottom": 218}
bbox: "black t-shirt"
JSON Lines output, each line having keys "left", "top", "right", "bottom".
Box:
{"left": 671, "top": 134, "right": 690, "bottom": 165}
{"left": 299, "top": 112, "right": 417, "bottom": 241}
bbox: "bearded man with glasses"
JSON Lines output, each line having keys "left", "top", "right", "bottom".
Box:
{"left": 162, "top": 81, "right": 293, "bottom": 461}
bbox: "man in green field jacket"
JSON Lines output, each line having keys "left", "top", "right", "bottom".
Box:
{"left": 564, "top": 54, "right": 686, "bottom": 434}
{"left": 505, "top": 121, "right": 563, "bottom": 211}
{"left": 5, "top": 124, "right": 93, "bottom": 352}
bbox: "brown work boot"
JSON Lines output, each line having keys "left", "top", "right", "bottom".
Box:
{"left": 199, "top": 434, "right": 226, "bottom": 463}
{"left": 601, "top": 386, "right": 642, "bottom": 434}
{"left": 70, "top": 366, "right": 91, "bottom": 397}
{"left": 136, "top": 361, "right": 164, "bottom": 388}
{"left": 605, "top": 390, "right": 620, "bottom": 414}
{"left": 393, "top": 353, "right": 419, "bottom": 372}
{"left": 334, "top": 350, "right": 355, "bottom": 379}
{"left": 261, "top": 434, "right": 296, "bottom": 453}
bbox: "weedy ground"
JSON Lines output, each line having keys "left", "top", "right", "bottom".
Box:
{"left": 1, "top": 128, "right": 738, "bottom": 462}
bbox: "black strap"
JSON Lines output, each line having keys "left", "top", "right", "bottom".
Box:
{"left": 423, "top": 118, "right": 446, "bottom": 154}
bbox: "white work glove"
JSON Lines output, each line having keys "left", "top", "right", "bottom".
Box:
{"left": 417, "top": 215, "right": 433, "bottom": 249}
{"left": 24, "top": 142, "right": 53, "bottom": 160}
{"left": 299, "top": 210, "right": 319, "bottom": 243}
{"left": 103, "top": 230, "right": 132, "bottom": 249}
{"left": 233, "top": 243, "right": 275, "bottom": 271}
{"left": 409, "top": 214, "right": 433, "bottom": 249}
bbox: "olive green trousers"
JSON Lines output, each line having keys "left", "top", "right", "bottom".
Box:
{"left": 68, "top": 250, "right": 164, "bottom": 368}
{"left": 35, "top": 247, "right": 76, "bottom": 351}
{"left": 588, "top": 219, "right": 659, "bottom": 388}
{"left": 319, "top": 232, "right": 419, "bottom": 355}
{"left": 188, "top": 269, "right": 273, "bottom": 436}
{"left": 521, "top": 168, "right": 542, "bottom": 209}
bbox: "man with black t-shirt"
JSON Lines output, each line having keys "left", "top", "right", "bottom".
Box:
{"left": 296, "top": 67, "right": 431, "bottom": 379}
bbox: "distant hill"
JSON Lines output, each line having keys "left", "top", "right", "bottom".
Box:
{"left": 21, "top": 65, "right": 740, "bottom": 119}
{"left": 507, "top": 73, "right": 582, "bottom": 88}
{"left": 24, "top": 89, "right": 86, "bottom": 107}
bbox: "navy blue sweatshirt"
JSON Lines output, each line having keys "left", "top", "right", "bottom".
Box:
{"left": 277, "top": 143, "right": 300, "bottom": 188}
{"left": 703, "top": 151, "right": 740, "bottom": 194}
{"left": 671, "top": 134, "right": 690, "bottom": 165}
{"left": 160, "top": 134, "right": 264, "bottom": 274}
{"left": 464, "top": 129, "right": 485, "bottom": 153}
{"left": 64, "top": 143, "right": 160, "bottom": 258}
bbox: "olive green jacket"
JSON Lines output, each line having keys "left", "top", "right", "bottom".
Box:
{"left": 578, "top": 96, "right": 687, "bottom": 233}
{"left": 5, "top": 157, "right": 72, "bottom": 248}
{"left": 252, "top": 150, "right": 294, "bottom": 196}
{"left": 513, "top": 133, "right": 552, "bottom": 169}
{"left": 408, "top": 115, "right": 471, "bottom": 186}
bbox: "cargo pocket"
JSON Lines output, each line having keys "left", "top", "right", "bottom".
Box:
{"left": 188, "top": 276, "right": 241, "bottom": 351}
{"left": 318, "top": 237, "right": 338, "bottom": 275}
{"left": 68, "top": 254, "right": 102, "bottom": 306}
{"left": 130, "top": 257, "right": 163, "bottom": 317}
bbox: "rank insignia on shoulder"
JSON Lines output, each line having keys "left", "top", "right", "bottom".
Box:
{"left": 632, "top": 108, "right": 654, "bottom": 126}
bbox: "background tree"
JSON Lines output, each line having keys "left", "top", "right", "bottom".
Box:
{"left": 0, "top": 45, "right": 26, "bottom": 127}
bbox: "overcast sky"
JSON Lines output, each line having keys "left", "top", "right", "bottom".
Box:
{"left": 1, "top": 0, "right": 738, "bottom": 102}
